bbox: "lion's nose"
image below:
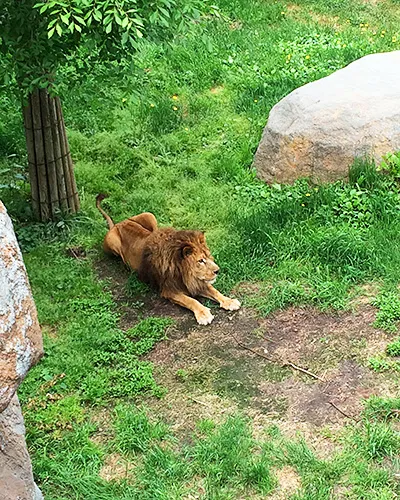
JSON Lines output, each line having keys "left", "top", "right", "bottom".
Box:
{"left": 214, "top": 268, "right": 220, "bottom": 275}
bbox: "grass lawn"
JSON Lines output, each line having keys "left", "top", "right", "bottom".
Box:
{"left": 2, "top": 0, "right": 400, "bottom": 498}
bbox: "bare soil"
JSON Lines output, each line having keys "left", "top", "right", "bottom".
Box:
{"left": 96, "top": 257, "right": 397, "bottom": 450}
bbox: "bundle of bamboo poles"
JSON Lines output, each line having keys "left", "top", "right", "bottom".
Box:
{"left": 23, "top": 88, "right": 80, "bottom": 221}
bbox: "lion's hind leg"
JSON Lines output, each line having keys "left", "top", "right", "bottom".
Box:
{"left": 129, "top": 213, "right": 158, "bottom": 233}
{"left": 103, "top": 228, "right": 124, "bottom": 261}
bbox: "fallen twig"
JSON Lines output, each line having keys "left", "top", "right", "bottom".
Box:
{"left": 230, "top": 332, "right": 324, "bottom": 381}
{"left": 284, "top": 362, "right": 325, "bottom": 381}
{"left": 188, "top": 396, "right": 209, "bottom": 407}
{"left": 236, "top": 341, "right": 275, "bottom": 362}
{"left": 263, "top": 335, "right": 278, "bottom": 344}
{"left": 328, "top": 401, "right": 358, "bottom": 421}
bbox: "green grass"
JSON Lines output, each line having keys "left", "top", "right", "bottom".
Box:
{"left": 2, "top": 0, "right": 400, "bottom": 497}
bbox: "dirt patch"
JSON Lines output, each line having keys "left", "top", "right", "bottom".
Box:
{"left": 145, "top": 305, "right": 395, "bottom": 440}
{"left": 271, "top": 466, "right": 301, "bottom": 499}
{"left": 260, "top": 306, "right": 389, "bottom": 370}
{"left": 66, "top": 246, "right": 87, "bottom": 259}
{"left": 99, "top": 453, "right": 136, "bottom": 482}
{"left": 286, "top": 5, "right": 343, "bottom": 29}
{"left": 89, "top": 407, "right": 115, "bottom": 446}
{"left": 95, "top": 259, "right": 396, "bottom": 446}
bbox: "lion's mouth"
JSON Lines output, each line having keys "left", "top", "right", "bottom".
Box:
{"left": 206, "top": 278, "right": 217, "bottom": 285}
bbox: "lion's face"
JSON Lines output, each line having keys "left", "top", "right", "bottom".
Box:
{"left": 181, "top": 233, "right": 220, "bottom": 286}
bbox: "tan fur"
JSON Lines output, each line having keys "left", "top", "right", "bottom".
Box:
{"left": 96, "top": 194, "right": 240, "bottom": 324}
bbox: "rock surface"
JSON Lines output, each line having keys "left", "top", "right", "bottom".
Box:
{"left": 0, "top": 201, "right": 43, "bottom": 411}
{"left": 0, "top": 201, "right": 43, "bottom": 499}
{"left": 254, "top": 51, "right": 400, "bottom": 184}
{"left": 0, "top": 395, "right": 43, "bottom": 500}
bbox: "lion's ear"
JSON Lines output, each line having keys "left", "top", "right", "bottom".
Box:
{"left": 181, "top": 244, "right": 194, "bottom": 259}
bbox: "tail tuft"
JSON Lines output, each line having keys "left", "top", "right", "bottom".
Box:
{"left": 96, "top": 193, "right": 109, "bottom": 203}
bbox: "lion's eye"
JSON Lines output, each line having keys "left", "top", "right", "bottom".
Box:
{"left": 199, "top": 258, "right": 206, "bottom": 264}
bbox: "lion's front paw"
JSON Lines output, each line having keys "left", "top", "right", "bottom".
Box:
{"left": 221, "top": 298, "right": 241, "bottom": 311}
{"left": 195, "top": 307, "right": 215, "bottom": 325}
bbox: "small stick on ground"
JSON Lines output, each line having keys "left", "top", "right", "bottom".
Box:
{"left": 329, "top": 401, "right": 359, "bottom": 421}
{"left": 229, "top": 333, "right": 274, "bottom": 362}
{"left": 284, "top": 362, "right": 325, "bottom": 382}
{"left": 230, "top": 332, "right": 323, "bottom": 381}
{"left": 188, "top": 396, "right": 210, "bottom": 407}
{"left": 263, "top": 335, "right": 278, "bottom": 344}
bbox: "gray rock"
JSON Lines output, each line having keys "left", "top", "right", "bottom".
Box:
{"left": 0, "top": 201, "right": 43, "bottom": 412}
{"left": 0, "top": 395, "right": 42, "bottom": 500}
{"left": 254, "top": 51, "right": 400, "bottom": 184}
{"left": 0, "top": 201, "right": 44, "bottom": 499}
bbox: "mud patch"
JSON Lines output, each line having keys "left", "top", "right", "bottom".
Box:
{"left": 95, "top": 259, "right": 395, "bottom": 442}
{"left": 145, "top": 305, "right": 395, "bottom": 439}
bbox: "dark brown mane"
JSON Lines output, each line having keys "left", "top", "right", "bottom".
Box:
{"left": 138, "top": 229, "right": 207, "bottom": 295}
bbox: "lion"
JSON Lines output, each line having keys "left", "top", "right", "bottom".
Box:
{"left": 96, "top": 194, "right": 240, "bottom": 324}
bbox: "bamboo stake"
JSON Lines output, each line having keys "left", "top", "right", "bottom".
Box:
{"left": 40, "top": 89, "right": 59, "bottom": 217}
{"left": 56, "top": 97, "right": 79, "bottom": 211}
{"left": 31, "top": 89, "right": 50, "bottom": 221}
{"left": 55, "top": 96, "right": 75, "bottom": 213}
{"left": 22, "top": 100, "right": 40, "bottom": 220}
{"left": 49, "top": 94, "right": 68, "bottom": 213}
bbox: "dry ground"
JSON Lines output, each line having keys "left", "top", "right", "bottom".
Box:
{"left": 97, "top": 256, "right": 397, "bottom": 457}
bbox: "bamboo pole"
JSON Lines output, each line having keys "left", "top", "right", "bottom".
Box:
{"left": 55, "top": 96, "right": 76, "bottom": 213}
{"left": 22, "top": 100, "right": 40, "bottom": 220}
{"left": 31, "top": 89, "right": 50, "bottom": 221}
{"left": 49, "top": 94, "right": 68, "bottom": 213}
{"left": 56, "top": 97, "right": 80, "bottom": 211}
{"left": 40, "top": 89, "right": 59, "bottom": 217}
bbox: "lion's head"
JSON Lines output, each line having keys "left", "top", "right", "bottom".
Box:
{"left": 180, "top": 231, "right": 219, "bottom": 290}
{"left": 139, "top": 229, "right": 220, "bottom": 296}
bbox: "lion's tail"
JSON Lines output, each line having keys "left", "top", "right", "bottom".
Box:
{"left": 96, "top": 193, "right": 114, "bottom": 230}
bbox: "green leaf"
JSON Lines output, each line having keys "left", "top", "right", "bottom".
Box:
{"left": 105, "top": 22, "right": 112, "bottom": 34}
{"left": 60, "top": 14, "right": 70, "bottom": 25}
{"left": 133, "top": 17, "right": 144, "bottom": 27}
{"left": 56, "top": 24, "right": 62, "bottom": 36}
{"left": 48, "top": 27, "right": 55, "bottom": 38}
{"left": 158, "top": 7, "right": 170, "bottom": 18}
{"left": 121, "top": 16, "right": 129, "bottom": 28}
{"left": 121, "top": 30, "right": 129, "bottom": 45}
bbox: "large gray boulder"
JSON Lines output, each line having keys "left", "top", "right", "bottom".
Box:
{"left": 0, "top": 201, "right": 44, "bottom": 500}
{"left": 254, "top": 51, "right": 400, "bottom": 184}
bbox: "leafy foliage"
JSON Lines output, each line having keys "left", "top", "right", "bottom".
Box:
{"left": 0, "top": 0, "right": 204, "bottom": 92}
